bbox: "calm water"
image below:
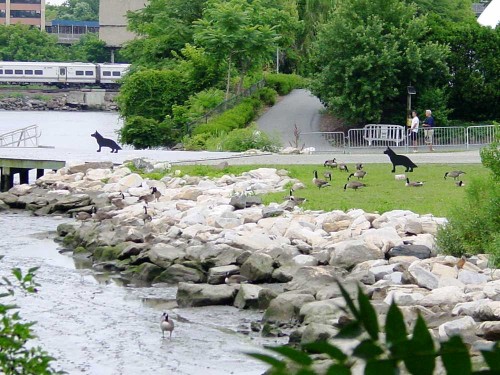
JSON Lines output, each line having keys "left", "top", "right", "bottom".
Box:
{"left": 0, "top": 111, "right": 278, "bottom": 375}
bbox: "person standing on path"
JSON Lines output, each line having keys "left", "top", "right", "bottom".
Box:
{"left": 410, "top": 110, "right": 419, "bottom": 152}
{"left": 423, "top": 109, "right": 435, "bottom": 152}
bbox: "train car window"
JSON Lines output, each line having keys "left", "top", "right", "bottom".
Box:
{"left": 112, "top": 71, "right": 121, "bottom": 77}
{"left": 25, "top": 70, "right": 33, "bottom": 75}
{"left": 35, "top": 70, "right": 43, "bottom": 75}
{"left": 5, "top": 70, "right": 13, "bottom": 74}
{"left": 15, "top": 70, "right": 23, "bottom": 75}
{"left": 0, "top": 70, "right": 3, "bottom": 75}
{"left": 59, "top": 68, "right": 66, "bottom": 75}
{"left": 102, "top": 71, "right": 111, "bottom": 77}
{"left": 85, "top": 71, "right": 94, "bottom": 76}
{"left": 76, "top": 71, "right": 84, "bottom": 76}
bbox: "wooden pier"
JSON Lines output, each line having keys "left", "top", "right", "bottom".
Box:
{"left": 0, "top": 158, "right": 65, "bottom": 192}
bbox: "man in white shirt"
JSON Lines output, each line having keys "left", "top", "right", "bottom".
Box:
{"left": 410, "top": 110, "right": 419, "bottom": 152}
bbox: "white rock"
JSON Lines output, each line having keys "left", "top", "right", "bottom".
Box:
{"left": 452, "top": 299, "right": 491, "bottom": 316}
{"left": 85, "top": 168, "right": 112, "bottom": 181}
{"left": 384, "top": 290, "right": 425, "bottom": 306}
{"left": 361, "top": 227, "right": 404, "bottom": 253}
{"left": 408, "top": 263, "right": 439, "bottom": 290}
{"left": 118, "top": 173, "right": 143, "bottom": 189}
{"left": 293, "top": 254, "right": 318, "bottom": 267}
{"left": 483, "top": 280, "right": 500, "bottom": 300}
{"left": 458, "top": 269, "right": 489, "bottom": 285}
{"left": 329, "top": 239, "right": 384, "bottom": 269}
{"left": 438, "top": 316, "right": 476, "bottom": 340}
{"left": 419, "top": 286, "right": 466, "bottom": 307}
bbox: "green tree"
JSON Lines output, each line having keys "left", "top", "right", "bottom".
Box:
{"left": 0, "top": 25, "right": 68, "bottom": 61}
{"left": 53, "top": 0, "right": 99, "bottom": 21}
{"left": 310, "top": 0, "right": 449, "bottom": 126}
{"left": 193, "top": 0, "right": 287, "bottom": 98}
{"left": 0, "top": 262, "right": 60, "bottom": 374}
{"left": 122, "top": 0, "right": 207, "bottom": 66}
{"left": 70, "top": 33, "right": 110, "bottom": 63}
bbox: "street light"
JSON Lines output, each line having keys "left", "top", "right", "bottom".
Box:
{"left": 406, "top": 86, "right": 416, "bottom": 127}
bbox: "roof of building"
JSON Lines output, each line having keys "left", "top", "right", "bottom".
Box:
{"left": 478, "top": 0, "right": 500, "bottom": 27}
{"left": 50, "top": 19, "right": 99, "bottom": 27}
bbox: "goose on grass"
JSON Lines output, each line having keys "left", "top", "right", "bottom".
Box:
{"left": 313, "top": 170, "right": 331, "bottom": 189}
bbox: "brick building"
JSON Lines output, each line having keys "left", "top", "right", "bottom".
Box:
{"left": 0, "top": 0, "right": 45, "bottom": 29}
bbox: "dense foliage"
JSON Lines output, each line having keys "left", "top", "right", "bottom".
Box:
{"left": 249, "top": 282, "right": 500, "bottom": 374}
{"left": 46, "top": 0, "right": 99, "bottom": 21}
{"left": 0, "top": 262, "right": 60, "bottom": 374}
{"left": 437, "top": 131, "right": 500, "bottom": 265}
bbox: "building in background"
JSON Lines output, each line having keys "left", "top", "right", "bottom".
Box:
{"left": 0, "top": 0, "right": 45, "bottom": 29}
{"left": 45, "top": 19, "right": 99, "bottom": 44}
{"left": 99, "top": 0, "right": 145, "bottom": 61}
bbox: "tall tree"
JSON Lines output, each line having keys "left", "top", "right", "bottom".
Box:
{"left": 310, "top": 0, "right": 449, "bottom": 125}
{"left": 53, "top": 0, "right": 99, "bottom": 21}
{"left": 194, "top": 0, "right": 298, "bottom": 98}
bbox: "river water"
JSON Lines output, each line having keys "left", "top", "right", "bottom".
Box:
{"left": 0, "top": 111, "right": 281, "bottom": 375}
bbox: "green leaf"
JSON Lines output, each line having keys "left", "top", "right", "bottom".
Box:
{"left": 403, "top": 315, "right": 436, "bottom": 375}
{"left": 326, "top": 364, "right": 352, "bottom": 375}
{"left": 337, "top": 281, "right": 361, "bottom": 320}
{"left": 12, "top": 267, "right": 22, "bottom": 281}
{"left": 27, "top": 266, "right": 40, "bottom": 274}
{"left": 357, "top": 286, "right": 379, "bottom": 340}
{"left": 385, "top": 301, "right": 407, "bottom": 348}
{"left": 352, "top": 340, "right": 383, "bottom": 360}
{"left": 303, "top": 342, "right": 348, "bottom": 362}
{"left": 247, "top": 353, "right": 286, "bottom": 370}
{"left": 266, "top": 345, "right": 313, "bottom": 366}
{"left": 335, "top": 321, "right": 363, "bottom": 339}
{"left": 2, "top": 276, "right": 12, "bottom": 286}
{"left": 441, "top": 336, "right": 472, "bottom": 375}
{"left": 365, "top": 359, "right": 399, "bottom": 375}
{"left": 481, "top": 342, "right": 500, "bottom": 371}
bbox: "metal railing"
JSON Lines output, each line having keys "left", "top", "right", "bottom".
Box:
{"left": 0, "top": 125, "right": 41, "bottom": 147}
{"left": 298, "top": 124, "right": 497, "bottom": 153}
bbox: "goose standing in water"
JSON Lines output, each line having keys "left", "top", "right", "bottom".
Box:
{"left": 160, "top": 312, "right": 174, "bottom": 339}
{"left": 405, "top": 178, "right": 424, "bottom": 187}
{"left": 313, "top": 170, "right": 331, "bottom": 189}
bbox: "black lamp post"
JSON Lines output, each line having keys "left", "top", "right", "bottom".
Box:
{"left": 406, "top": 86, "right": 416, "bottom": 126}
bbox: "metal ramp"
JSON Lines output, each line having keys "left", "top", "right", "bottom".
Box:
{"left": 0, "top": 125, "right": 41, "bottom": 147}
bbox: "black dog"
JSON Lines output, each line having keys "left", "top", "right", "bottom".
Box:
{"left": 383, "top": 147, "right": 418, "bottom": 172}
{"left": 91, "top": 131, "right": 122, "bottom": 153}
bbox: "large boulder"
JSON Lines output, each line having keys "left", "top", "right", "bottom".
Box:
{"left": 286, "top": 266, "right": 347, "bottom": 294}
{"left": 388, "top": 244, "right": 432, "bottom": 259}
{"left": 300, "top": 299, "right": 344, "bottom": 325}
{"left": 234, "top": 284, "right": 263, "bottom": 309}
{"left": 240, "top": 253, "right": 274, "bottom": 282}
{"left": 301, "top": 323, "right": 339, "bottom": 344}
{"left": 148, "top": 243, "right": 186, "bottom": 268}
{"left": 329, "top": 239, "right": 384, "bottom": 269}
{"left": 155, "top": 264, "right": 205, "bottom": 284}
{"left": 176, "top": 282, "right": 238, "bottom": 307}
{"left": 207, "top": 265, "right": 241, "bottom": 284}
{"left": 263, "top": 292, "right": 315, "bottom": 323}
{"left": 408, "top": 263, "right": 439, "bottom": 290}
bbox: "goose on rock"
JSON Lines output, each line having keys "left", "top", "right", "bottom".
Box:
{"left": 160, "top": 312, "right": 174, "bottom": 339}
{"left": 313, "top": 170, "right": 331, "bottom": 189}
{"left": 141, "top": 206, "right": 152, "bottom": 223}
{"left": 225, "top": 272, "right": 249, "bottom": 285}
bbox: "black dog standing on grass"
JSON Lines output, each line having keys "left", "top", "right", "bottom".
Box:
{"left": 91, "top": 131, "right": 122, "bottom": 153}
{"left": 383, "top": 147, "right": 418, "bottom": 172}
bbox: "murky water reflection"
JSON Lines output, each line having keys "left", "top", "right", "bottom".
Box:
{"left": 0, "top": 211, "right": 283, "bottom": 374}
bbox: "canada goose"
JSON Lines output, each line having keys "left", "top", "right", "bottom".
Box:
{"left": 313, "top": 170, "right": 331, "bottom": 189}
{"left": 323, "top": 158, "right": 337, "bottom": 168}
{"left": 75, "top": 211, "right": 92, "bottom": 221}
{"left": 339, "top": 163, "right": 349, "bottom": 173}
{"left": 405, "top": 178, "right": 424, "bottom": 187}
{"left": 141, "top": 206, "right": 152, "bottom": 223}
{"left": 111, "top": 192, "right": 126, "bottom": 209}
{"left": 289, "top": 189, "right": 306, "bottom": 204}
{"left": 152, "top": 187, "right": 162, "bottom": 201}
{"left": 344, "top": 181, "right": 366, "bottom": 191}
{"left": 160, "top": 312, "right": 174, "bottom": 339}
{"left": 138, "top": 187, "right": 155, "bottom": 205}
{"left": 444, "top": 171, "right": 466, "bottom": 180}
{"left": 356, "top": 163, "right": 363, "bottom": 170}
{"left": 225, "top": 272, "right": 249, "bottom": 285}
{"left": 91, "top": 206, "right": 116, "bottom": 221}
{"left": 323, "top": 171, "right": 332, "bottom": 180}
{"left": 347, "top": 170, "right": 367, "bottom": 180}
{"left": 455, "top": 180, "right": 465, "bottom": 187}
{"left": 456, "top": 255, "right": 467, "bottom": 269}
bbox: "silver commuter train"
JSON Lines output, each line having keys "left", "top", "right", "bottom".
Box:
{"left": 0, "top": 61, "right": 130, "bottom": 87}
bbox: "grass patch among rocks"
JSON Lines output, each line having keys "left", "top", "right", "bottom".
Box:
{"left": 173, "top": 163, "right": 488, "bottom": 217}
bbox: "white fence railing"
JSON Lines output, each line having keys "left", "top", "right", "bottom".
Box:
{"left": 300, "top": 124, "right": 497, "bottom": 152}
{"left": 0, "top": 125, "right": 41, "bottom": 148}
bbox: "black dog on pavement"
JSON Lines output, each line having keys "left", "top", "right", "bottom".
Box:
{"left": 91, "top": 131, "right": 122, "bottom": 153}
{"left": 383, "top": 147, "right": 418, "bottom": 172}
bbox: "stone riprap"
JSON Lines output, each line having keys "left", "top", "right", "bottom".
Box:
{"left": 1, "top": 160, "right": 498, "bottom": 350}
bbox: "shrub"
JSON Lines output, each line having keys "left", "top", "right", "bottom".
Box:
{"left": 205, "top": 125, "right": 281, "bottom": 152}
{"left": 182, "top": 132, "right": 212, "bottom": 151}
{"left": 437, "top": 135, "right": 500, "bottom": 265}
{"left": 119, "top": 116, "right": 175, "bottom": 149}
{"left": 255, "top": 87, "right": 278, "bottom": 106}
{"left": 192, "top": 97, "right": 261, "bottom": 135}
{"left": 264, "top": 73, "right": 305, "bottom": 95}
{"left": 249, "top": 281, "right": 500, "bottom": 375}
{"left": 172, "top": 88, "right": 226, "bottom": 129}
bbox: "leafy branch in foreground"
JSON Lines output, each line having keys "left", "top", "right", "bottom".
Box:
{"left": 0, "top": 256, "right": 61, "bottom": 375}
{"left": 248, "top": 281, "right": 500, "bottom": 375}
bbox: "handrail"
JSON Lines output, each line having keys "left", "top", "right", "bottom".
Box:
{"left": 0, "top": 125, "right": 41, "bottom": 148}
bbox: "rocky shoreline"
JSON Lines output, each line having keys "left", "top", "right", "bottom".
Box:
{"left": 1, "top": 159, "right": 499, "bottom": 371}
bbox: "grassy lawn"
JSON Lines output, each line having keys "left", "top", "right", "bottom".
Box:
{"left": 164, "top": 163, "right": 489, "bottom": 218}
